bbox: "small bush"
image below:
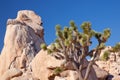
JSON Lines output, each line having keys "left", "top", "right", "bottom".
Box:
{"left": 101, "top": 51, "right": 110, "bottom": 61}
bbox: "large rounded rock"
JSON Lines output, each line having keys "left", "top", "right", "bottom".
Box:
{"left": 93, "top": 65, "right": 108, "bottom": 80}
{"left": 32, "top": 50, "right": 65, "bottom": 80}
{"left": 32, "top": 49, "right": 98, "bottom": 80}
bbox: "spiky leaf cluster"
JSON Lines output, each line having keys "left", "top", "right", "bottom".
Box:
{"left": 111, "top": 42, "right": 120, "bottom": 52}
{"left": 81, "top": 22, "right": 91, "bottom": 35}
{"left": 41, "top": 21, "right": 111, "bottom": 56}
{"left": 101, "top": 51, "right": 110, "bottom": 61}
{"left": 40, "top": 21, "right": 111, "bottom": 80}
{"left": 102, "top": 28, "right": 111, "bottom": 42}
{"left": 40, "top": 43, "right": 47, "bottom": 50}
{"left": 53, "top": 67, "right": 64, "bottom": 75}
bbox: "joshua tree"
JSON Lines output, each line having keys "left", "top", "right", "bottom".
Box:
{"left": 41, "top": 21, "right": 111, "bottom": 80}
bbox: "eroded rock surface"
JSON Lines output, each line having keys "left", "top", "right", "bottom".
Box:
{"left": 0, "top": 68, "right": 22, "bottom": 80}
{"left": 0, "top": 10, "right": 44, "bottom": 79}
{"left": 96, "top": 46, "right": 120, "bottom": 80}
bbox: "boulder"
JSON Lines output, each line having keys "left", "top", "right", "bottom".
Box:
{"left": 0, "top": 10, "right": 44, "bottom": 78}
{"left": 112, "top": 75, "right": 120, "bottom": 80}
{"left": 56, "top": 70, "right": 79, "bottom": 80}
{"left": 32, "top": 50, "right": 65, "bottom": 80}
{"left": 93, "top": 65, "right": 108, "bottom": 80}
{"left": 32, "top": 49, "right": 98, "bottom": 80}
{"left": 96, "top": 46, "right": 120, "bottom": 80}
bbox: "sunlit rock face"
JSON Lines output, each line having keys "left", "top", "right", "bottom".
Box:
{"left": 96, "top": 46, "right": 120, "bottom": 80}
{"left": 0, "top": 10, "right": 44, "bottom": 79}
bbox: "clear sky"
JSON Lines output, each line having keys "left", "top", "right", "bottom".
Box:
{"left": 0, "top": 0, "right": 120, "bottom": 52}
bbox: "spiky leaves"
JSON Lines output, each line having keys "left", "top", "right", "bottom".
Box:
{"left": 63, "top": 27, "right": 69, "bottom": 39}
{"left": 70, "top": 20, "right": 77, "bottom": 31}
{"left": 40, "top": 43, "right": 53, "bottom": 54}
{"left": 40, "top": 20, "right": 111, "bottom": 80}
{"left": 40, "top": 21, "right": 111, "bottom": 61}
{"left": 98, "top": 43, "right": 105, "bottom": 49}
{"left": 102, "top": 28, "right": 111, "bottom": 42}
{"left": 40, "top": 43, "right": 47, "bottom": 50}
{"left": 52, "top": 21, "right": 111, "bottom": 55}
{"left": 55, "top": 24, "right": 61, "bottom": 31}
{"left": 53, "top": 67, "right": 64, "bottom": 75}
{"left": 79, "top": 34, "right": 88, "bottom": 47}
{"left": 81, "top": 22, "right": 91, "bottom": 35}
{"left": 101, "top": 51, "right": 110, "bottom": 61}
{"left": 80, "top": 22, "right": 96, "bottom": 47}
{"left": 47, "top": 49, "right": 53, "bottom": 54}
{"left": 111, "top": 42, "right": 120, "bottom": 52}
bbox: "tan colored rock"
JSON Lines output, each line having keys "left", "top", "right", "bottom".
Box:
{"left": 16, "top": 10, "right": 44, "bottom": 38}
{"left": 0, "top": 10, "right": 44, "bottom": 78}
{"left": 0, "top": 68, "right": 22, "bottom": 80}
{"left": 109, "top": 62, "right": 120, "bottom": 75}
{"left": 55, "top": 68, "right": 98, "bottom": 80}
{"left": 107, "top": 74, "right": 120, "bottom": 80}
{"left": 99, "top": 46, "right": 112, "bottom": 59}
{"left": 112, "top": 75, "right": 120, "bottom": 80}
{"left": 93, "top": 65, "right": 108, "bottom": 80}
{"left": 96, "top": 46, "right": 120, "bottom": 80}
{"left": 58, "top": 70, "right": 79, "bottom": 80}
{"left": 96, "top": 61, "right": 110, "bottom": 72}
{"left": 54, "top": 76, "right": 67, "bottom": 80}
{"left": 32, "top": 49, "right": 98, "bottom": 80}
{"left": 11, "top": 72, "right": 39, "bottom": 80}
{"left": 32, "top": 50, "right": 65, "bottom": 80}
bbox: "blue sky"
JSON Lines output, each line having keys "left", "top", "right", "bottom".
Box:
{"left": 0, "top": 0, "right": 120, "bottom": 52}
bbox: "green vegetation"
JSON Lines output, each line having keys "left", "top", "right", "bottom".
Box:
{"left": 41, "top": 21, "right": 111, "bottom": 80}
{"left": 101, "top": 51, "right": 110, "bottom": 61}
{"left": 111, "top": 42, "right": 120, "bottom": 52}
{"left": 40, "top": 43, "right": 47, "bottom": 50}
{"left": 53, "top": 67, "right": 64, "bottom": 75}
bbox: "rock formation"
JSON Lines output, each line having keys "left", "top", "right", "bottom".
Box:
{"left": 0, "top": 10, "right": 118, "bottom": 80}
{"left": 0, "top": 10, "right": 44, "bottom": 79}
{"left": 31, "top": 49, "right": 101, "bottom": 80}
{"left": 96, "top": 46, "right": 120, "bottom": 80}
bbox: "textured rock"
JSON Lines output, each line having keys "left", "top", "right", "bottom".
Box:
{"left": 112, "top": 75, "right": 120, "bottom": 80}
{"left": 56, "top": 70, "right": 79, "bottom": 80}
{"left": 93, "top": 65, "right": 108, "bottom": 80}
{"left": 54, "top": 76, "right": 67, "bottom": 80}
{"left": 0, "top": 68, "right": 22, "bottom": 80}
{"left": 99, "top": 46, "right": 112, "bottom": 60}
{"left": 16, "top": 10, "right": 44, "bottom": 38}
{"left": 32, "top": 50, "right": 65, "bottom": 80}
{"left": 96, "top": 46, "right": 120, "bottom": 80}
{"left": 0, "top": 10, "right": 44, "bottom": 79}
{"left": 32, "top": 49, "right": 98, "bottom": 80}
{"left": 11, "top": 72, "right": 39, "bottom": 80}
